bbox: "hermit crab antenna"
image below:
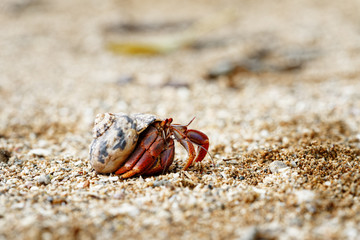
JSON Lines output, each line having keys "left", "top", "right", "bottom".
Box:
{"left": 186, "top": 116, "right": 196, "bottom": 126}
{"left": 172, "top": 116, "right": 196, "bottom": 127}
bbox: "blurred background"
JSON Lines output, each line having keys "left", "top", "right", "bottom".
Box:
{"left": 1, "top": 0, "right": 360, "bottom": 126}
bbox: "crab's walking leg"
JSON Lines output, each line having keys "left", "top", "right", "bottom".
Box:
{"left": 180, "top": 140, "right": 196, "bottom": 170}
{"left": 115, "top": 126, "right": 166, "bottom": 178}
{"left": 172, "top": 127, "right": 199, "bottom": 170}
{"left": 186, "top": 129, "right": 209, "bottom": 163}
{"left": 114, "top": 126, "right": 158, "bottom": 175}
{"left": 120, "top": 133, "right": 166, "bottom": 178}
{"left": 144, "top": 138, "right": 175, "bottom": 176}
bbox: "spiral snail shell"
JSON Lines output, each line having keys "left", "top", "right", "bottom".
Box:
{"left": 89, "top": 112, "right": 159, "bottom": 173}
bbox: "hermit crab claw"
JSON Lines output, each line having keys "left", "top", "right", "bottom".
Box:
{"left": 170, "top": 125, "right": 209, "bottom": 170}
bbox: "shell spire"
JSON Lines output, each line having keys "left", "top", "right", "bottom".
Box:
{"left": 92, "top": 113, "right": 116, "bottom": 138}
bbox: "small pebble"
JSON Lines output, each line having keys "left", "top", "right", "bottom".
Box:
{"left": 74, "top": 160, "right": 83, "bottom": 167}
{"left": 38, "top": 174, "right": 51, "bottom": 185}
{"left": 294, "top": 190, "right": 316, "bottom": 204}
{"left": 290, "top": 161, "right": 297, "bottom": 167}
{"left": 269, "top": 161, "right": 289, "bottom": 173}
{"left": 153, "top": 180, "right": 170, "bottom": 187}
{"left": 109, "top": 176, "right": 119, "bottom": 181}
{"left": 238, "top": 226, "right": 259, "bottom": 240}
{"left": 113, "top": 191, "right": 125, "bottom": 199}
{"left": 116, "top": 75, "right": 134, "bottom": 85}
{"left": 30, "top": 186, "right": 39, "bottom": 191}
{"left": 0, "top": 149, "right": 11, "bottom": 163}
{"left": 83, "top": 180, "right": 90, "bottom": 188}
{"left": 47, "top": 196, "right": 67, "bottom": 205}
{"left": 28, "top": 149, "right": 51, "bottom": 157}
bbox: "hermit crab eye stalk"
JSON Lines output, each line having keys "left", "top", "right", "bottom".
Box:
{"left": 89, "top": 112, "right": 210, "bottom": 178}
{"left": 160, "top": 118, "right": 173, "bottom": 128}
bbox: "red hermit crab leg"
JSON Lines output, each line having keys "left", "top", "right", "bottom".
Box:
{"left": 115, "top": 125, "right": 166, "bottom": 178}
{"left": 171, "top": 119, "right": 209, "bottom": 170}
{"left": 179, "top": 138, "right": 196, "bottom": 171}
{"left": 186, "top": 129, "right": 209, "bottom": 163}
{"left": 121, "top": 134, "right": 166, "bottom": 178}
{"left": 114, "top": 126, "right": 158, "bottom": 175}
{"left": 144, "top": 138, "right": 175, "bottom": 176}
{"left": 171, "top": 127, "right": 196, "bottom": 170}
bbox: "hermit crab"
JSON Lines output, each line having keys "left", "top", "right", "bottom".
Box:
{"left": 89, "top": 113, "right": 209, "bottom": 178}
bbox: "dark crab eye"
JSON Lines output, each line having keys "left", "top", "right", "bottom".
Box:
{"left": 159, "top": 118, "right": 172, "bottom": 128}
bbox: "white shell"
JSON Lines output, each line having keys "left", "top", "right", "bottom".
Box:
{"left": 89, "top": 112, "right": 159, "bottom": 173}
